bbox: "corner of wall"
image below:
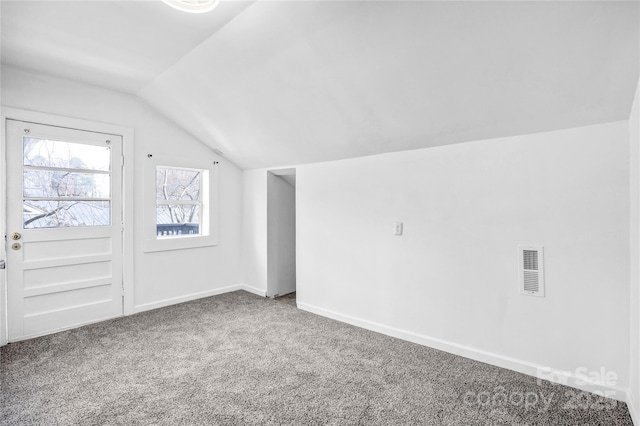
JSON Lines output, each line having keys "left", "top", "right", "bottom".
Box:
{"left": 241, "top": 169, "right": 269, "bottom": 294}
{"left": 629, "top": 389, "right": 639, "bottom": 426}
{"left": 240, "top": 284, "right": 267, "bottom": 297}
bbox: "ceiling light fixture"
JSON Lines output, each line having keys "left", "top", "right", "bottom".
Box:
{"left": 161, "top": 0, "right": 219, "bottom": 14}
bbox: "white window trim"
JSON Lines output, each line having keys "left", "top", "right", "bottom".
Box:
{"left": 143, "top": 154, "right": 219, "bottom": 252}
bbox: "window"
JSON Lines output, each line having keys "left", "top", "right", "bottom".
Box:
{"left": 22, "top": 137, "right": 112, "bottom": 229}
{"left": 144, "top": 155, "right": 219, "bottom": 252}
{"left": 155, "top": 166, "right": 204, "bottom": 238}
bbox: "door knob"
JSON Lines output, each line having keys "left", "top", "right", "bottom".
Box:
{"left": 11, "top": 232, "right": 21, "bottom": 240}
{"left": 11, "top": 243, "right": 21, "bottom": 250}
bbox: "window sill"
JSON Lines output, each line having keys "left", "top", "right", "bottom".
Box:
{"left": 143, "top": 234, "right": 218, "bottom": 253}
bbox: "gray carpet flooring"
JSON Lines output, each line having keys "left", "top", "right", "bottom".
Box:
{"left": 0, "top": 290, "right": 634, "bottom": 425}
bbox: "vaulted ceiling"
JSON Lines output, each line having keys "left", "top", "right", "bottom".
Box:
{"left": 2, "top": 1, "right": 639, "bottom": 169}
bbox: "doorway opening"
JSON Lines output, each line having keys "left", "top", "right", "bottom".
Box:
{"left": 267, "top": 168, "right": 296, "bottom": 303}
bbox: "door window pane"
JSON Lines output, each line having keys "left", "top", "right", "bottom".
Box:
{"left": 23, "top": 170, "right": 110, "bottom": 198}
{"left": 22, "top": 136, "right": 112, "bottom": 229}
{"left": 23, "top": 200, "right": 111, "bottom": 229}
{"left": 23, "top": 137, "right": 111, "bottom": 171}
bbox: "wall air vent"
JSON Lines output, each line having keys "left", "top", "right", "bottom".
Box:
{"left": 518, "top": 245, "right": 544, "bottom": 297}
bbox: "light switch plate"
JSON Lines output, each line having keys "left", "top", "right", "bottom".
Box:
{"left": 395, "top": 221, "right": 403, "bottom": 236}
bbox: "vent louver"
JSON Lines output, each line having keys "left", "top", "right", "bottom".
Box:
{"left": 519, "top": 246, "right": 544, "bottom": 297}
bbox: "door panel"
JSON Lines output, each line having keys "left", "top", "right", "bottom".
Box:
{"left": 6, "top": 119, "right": 123, "bottom": 341}
{"left": 24, "top": 237, "right": 111, "bottom": 260}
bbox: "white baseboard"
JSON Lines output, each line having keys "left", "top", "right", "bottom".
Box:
{"left": 133, "top": 284, "right": 243, "bottom": 314}
{"left": 240, "top": 284, "right": 267, "bottom": 297}
{"left": 297, "top": 301, "right": 628, "bottom": 402}
{"left": 628, "top": 390, "right": 639, "bottom": 425}
{"left": 133, "top": 284, "right": 267, "bottom": 314}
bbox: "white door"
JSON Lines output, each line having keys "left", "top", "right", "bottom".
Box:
{"left": 6, "top": 119, "right": 123, "bottom": 341}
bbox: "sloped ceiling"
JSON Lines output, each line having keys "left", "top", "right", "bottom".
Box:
{"left": 1, "top": 0, "right": 253, "bottom": 93}
{"left": 2, "top": 1, "right": 639, "bottom": 170}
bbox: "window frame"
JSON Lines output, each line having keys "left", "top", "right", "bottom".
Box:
{"left": 143, "top": 154, "right": 219, "bottom": 252}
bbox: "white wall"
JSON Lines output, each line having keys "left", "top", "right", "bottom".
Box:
{"left": 296, "top": 121, "right": 631, "bottom": 397}
{"left": 630, "top": 79, "right": 640, "bottom": 424}
{"left": 242, "top": 169, "right": 268, "bottom": 295}
{"left": 0, "top": 53, "right": 5, "bottom": 346}
{"left": 267, "top": 173, "right": 296, "bottom": 297}
{"left": 1, "top": 65, "right": 243, "bottom": 314}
